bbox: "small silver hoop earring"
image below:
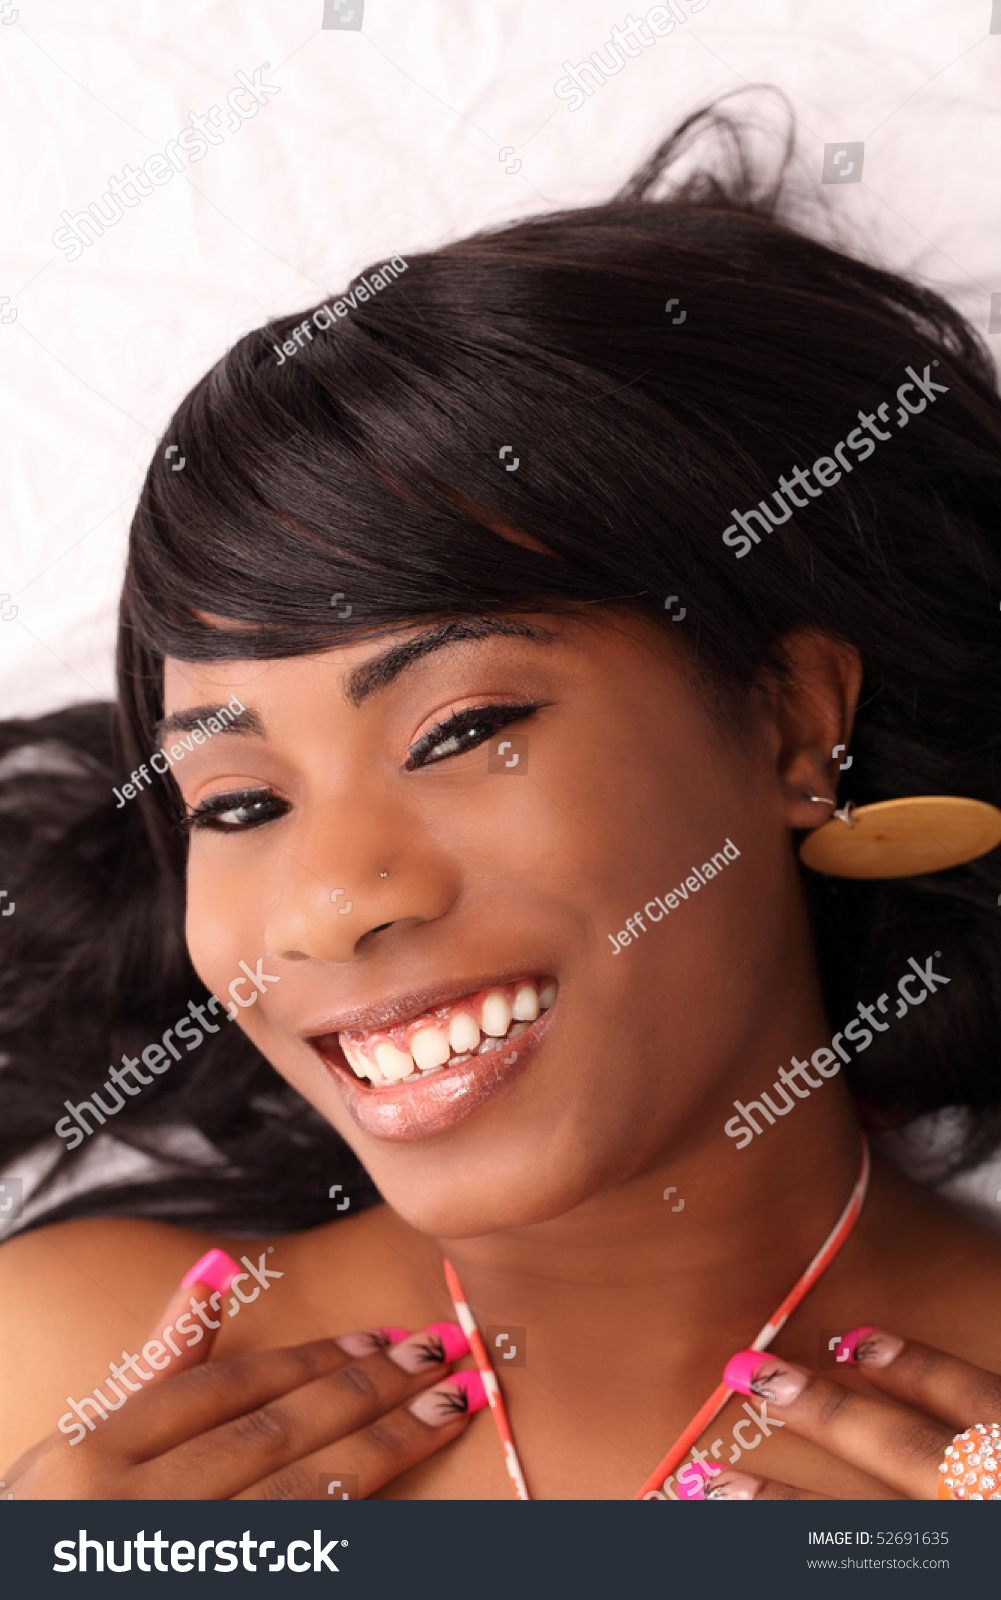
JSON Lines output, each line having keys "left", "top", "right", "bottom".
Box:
{"left": 806, "top": 794, "right": 854, "bottom": 828}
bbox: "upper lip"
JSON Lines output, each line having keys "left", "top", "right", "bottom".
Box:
{"left": 300, "top": 969, "right": 552, "bottom": 1039}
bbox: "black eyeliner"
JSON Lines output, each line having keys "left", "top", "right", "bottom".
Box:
{"left": 405, "top": 701, "right": 545, "bottom": 770}
{"left": 181, "top": 787, "right": 285, "bottom": 833}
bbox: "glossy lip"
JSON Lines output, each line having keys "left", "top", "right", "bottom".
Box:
{"left": 299, "top": 970, "right": 554, "bottom": 1040}
{"left": 309, "top": 999, "right": 556, "bottom": 1142}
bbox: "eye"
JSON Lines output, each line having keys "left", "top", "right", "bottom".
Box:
{"left": 182, "top": 788, "right": 290, "bottom": 833}
{"left": 406, "top": 702, "right": 544, "bottom": 770}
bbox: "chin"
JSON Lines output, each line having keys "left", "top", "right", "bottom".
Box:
{"left": 366, "top": 1159, "right": 607, "bottom": 1241}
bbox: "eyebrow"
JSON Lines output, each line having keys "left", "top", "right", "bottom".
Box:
{"left": 343, "top": 618, "right": 558, "bottom": 707}
{"left": 156, "top": 618, "right": 557, "bottom": 747}
{"left": 153, "top": 704, "right": 266, "bottom": 745}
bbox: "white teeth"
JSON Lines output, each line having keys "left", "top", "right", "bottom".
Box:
{"left": 448, "top": 1012, "right": 481, "bottom": 1054}
{"left": 512, "top": 983, "right": 539, "bottom": 1022}
{"left": 409, "top": 1025, "right": 450, "bottom": 1071}
{"left": 338, "top": 978, "right": 555, "bottom": 1087}
{"left": 374, "top": 1042, "right": 415, "bottom": 1082}
{"left": 481, "top": 990, "right": 513, "bottom": 1037}
{"left": 342, "top": 1043, "right": 369, "bottom": 1079}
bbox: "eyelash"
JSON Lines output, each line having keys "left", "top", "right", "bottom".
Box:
{"left": 181, "top": 702, "right": 543, "bottom": 834}
{"left": 180, "top": 788, "right": 289, "bottom": 834}
{"left": 404, "top": 701, "right": 542, "bottom": 770}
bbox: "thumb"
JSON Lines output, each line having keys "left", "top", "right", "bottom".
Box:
{"left": 143, "top": 1248, "right": 243, "bottom": 1384}
{"left": 3, "top": 1250, "right": 242, "bottom": 1488}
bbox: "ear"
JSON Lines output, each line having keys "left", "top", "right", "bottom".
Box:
{"left": 755, "top": 632, "right": 862, "bottom": 833}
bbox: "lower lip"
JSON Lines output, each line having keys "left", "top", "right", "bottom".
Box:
{"left": 311, "top": 1005, "right": 555, "bottom": 1142}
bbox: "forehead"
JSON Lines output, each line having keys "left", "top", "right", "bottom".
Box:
{"left": 160, "top": 618, "right": 563, "bottom": 731}
{"left": 157, "top": 611, "right": 698, "bottom": 753}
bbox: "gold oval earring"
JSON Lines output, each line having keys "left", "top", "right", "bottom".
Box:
{"left": 799, "top": 795, "right": 1001, "bottom": 880}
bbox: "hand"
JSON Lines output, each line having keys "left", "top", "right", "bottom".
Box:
{"left": 701, "top": 1328, "right": 1001, "bottom": 1500}
{"left": 3, "top": 1259, "right": 483, "bottom": 1500}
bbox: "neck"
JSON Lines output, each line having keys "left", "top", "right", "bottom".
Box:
{"left": 435, "top": 1087, "right": 862, "bottom": 1339}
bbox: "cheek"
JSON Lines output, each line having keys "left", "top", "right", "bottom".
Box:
{"left": 536, "top": 699, "right": 740, "bottom": 927}
{"left": 183, "top": 842, "right": 267, "bottom": 999}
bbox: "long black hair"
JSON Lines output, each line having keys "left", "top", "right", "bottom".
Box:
{"left": 3, "top": 100, "right": 1000, "bottom": 1236}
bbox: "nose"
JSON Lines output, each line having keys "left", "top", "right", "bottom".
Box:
{"left": 263, "top": 815, "right": 457, "bottom": 965}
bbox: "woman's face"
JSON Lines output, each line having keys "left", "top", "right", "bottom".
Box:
{"left": 162, "top": 610, "right": 830, "bottom": 1237}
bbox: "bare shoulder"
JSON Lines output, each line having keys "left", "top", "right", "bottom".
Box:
{"left": 0, "top": 1202, "right": 436, "bottom": 1468}
{"left": 0, "top": 1213, "right": 217, "bottom": 1301}
{"left": 0, "top": 1216, "right": 222, "bottom": 1469}
{"left": 217, "top": 1201, "right": 447, "bottom": 1358}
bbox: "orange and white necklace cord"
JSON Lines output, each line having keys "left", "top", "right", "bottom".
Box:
{"left": 443, "top": 1132, "right": 871, "bottom": 1502}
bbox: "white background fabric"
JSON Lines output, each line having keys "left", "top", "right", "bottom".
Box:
{"left": 1, "top": 0, "right": 1000, "bottom": 1222}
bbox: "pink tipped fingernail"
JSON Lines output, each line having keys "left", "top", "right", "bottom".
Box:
{"left": 833, "top": 1325, "right": 878, "bottom": 1365}
{"left": 723, "top": 1350, "right": 808, "bottom": 1405}
{"left": 388, "top": 1320, "right": 469, "bottom": 1374}
{"left": 334, "top": 1325, "right": 413, "bottom": 1358}
{"left": 723, "top": 1350, "right": 767, "bottom": 1394}
{"left": 426, "top": 1321, "right": 470, "bottom": 1362}
{"left": 180, "top": 1248, "right": 241, "bottom": 1295}
{"left": 676, "top": 1460, "right": 721, "bottom": 1500}
{"left": 449, "top": 1369, "right": 488, "bottom": 1411}
{"left": 706, "top": 1470, "right": 762, "bottom": 1501}
{"left": 836, "top": 1326, "right": 903, "bottom": 1367}
{"left": 379, "top": 1325, "right": 412, "bottom": 1346}
{"left": 408, "top": 1369, "right": 488, "bottom": 1427}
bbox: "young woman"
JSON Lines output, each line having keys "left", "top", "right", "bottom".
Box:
{"left": 2, "top": 105, "right": 1001, "bottom": 1503}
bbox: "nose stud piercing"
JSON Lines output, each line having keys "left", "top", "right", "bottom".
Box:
{"left": 379, "top": 871, "right": 388, "bottom": 878}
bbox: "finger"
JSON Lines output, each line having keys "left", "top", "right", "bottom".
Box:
{"left": 703, "top": 1469, "right": 834, "bottom": 1502}
{"left": 835, "top": 1326, "right": 1001, "bottom": 1432}
{"left": 11, "top": 1328, "right": 409, "bottom": 1501}
{"left": 89, "top": 1324, "right": 408, "bottom": 1459}
{"left": 141, "top": 1250, "right": 244, "bottom": 1384}
{"left": 133, "top": 1321, "right": 469, "bottom": 1499}
{"left": 724, "top": 1349, "right": 952, "bottom": 1500}
{"left": 234, "top": 1371, "right": 487, "bottom": 1500}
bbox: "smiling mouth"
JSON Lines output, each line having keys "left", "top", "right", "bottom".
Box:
{"left": 313, "top": 977, "right": 557, "bottom": 1088}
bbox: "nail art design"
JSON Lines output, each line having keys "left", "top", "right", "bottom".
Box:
{"left": 723, "top": 1350, "right": 808, "bottom": 1406}
{"left": 408, "top": 1370, "right": 487, "bottom": 1427}
{"left": 180, "top": 1248, "right": 241, "bottom": 1295}
{"left": 676, "top": 1460, "right": 721, "bottom": 1500}
{"left": 706, "top": 1470, "right": 761, "bottom": 1501}
{"left": 334, "top": 1325, "right": 412, "bottom": 1358}
{"left": 836, "top": 1325, "right": 904, "bottom": 1367}
{"left": 388, "top": 1320, "right": 469, "bottom": 1374}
